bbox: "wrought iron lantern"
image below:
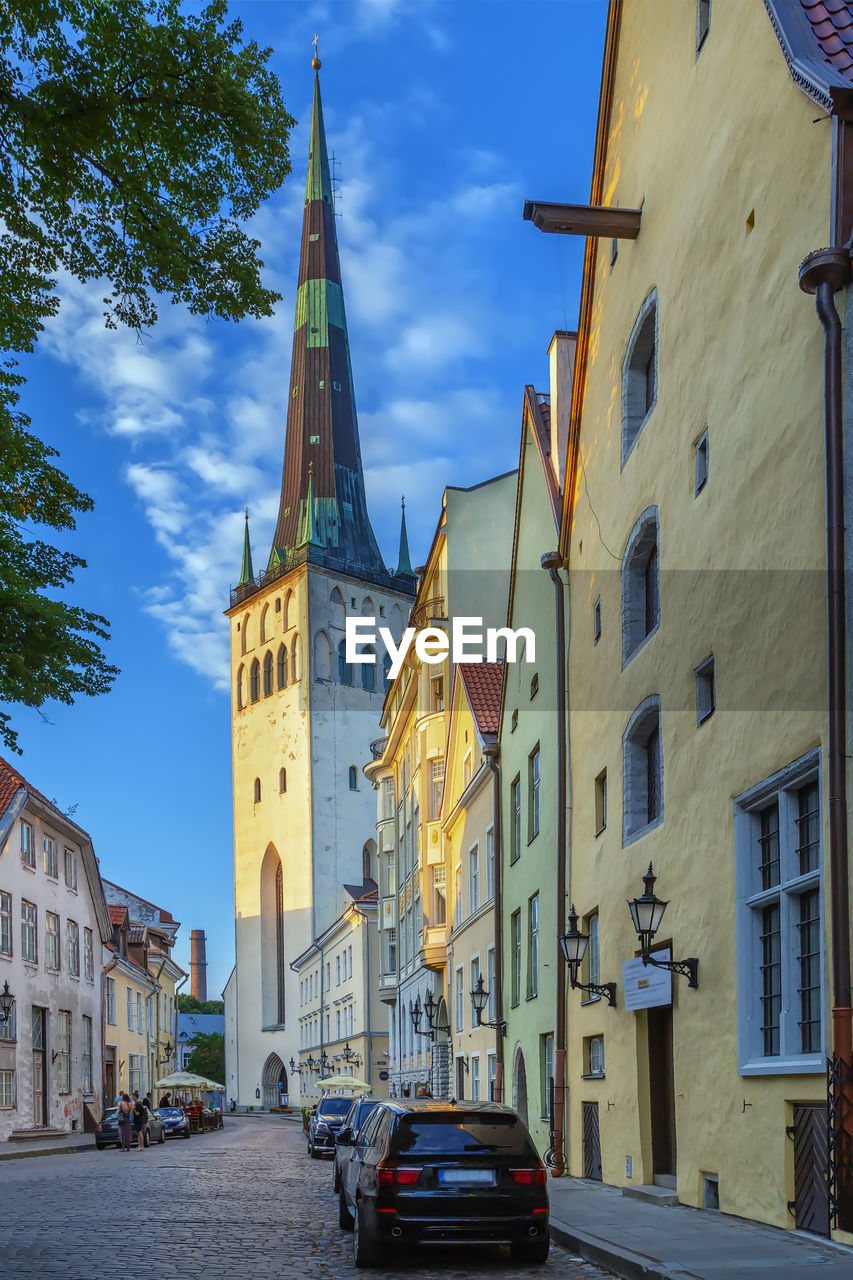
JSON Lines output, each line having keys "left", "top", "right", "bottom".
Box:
{"left": 158, "top": 1040, "right": 174, "bottom": 1064}
{"left": 289, "top": 1057, "right": 304, "bottom": 1076}
{"left": 627, "top": 863, "right": 698, "bottom": 987}
{"left": 558, "top": 906, "right": 616, "bottom": 1006}
{"left": 470, "top": 975, "right": 507, "bottom": 1034}
{"left": 341, "top": 1041, "right": 360, "bottom": 1065}
{"left": 410, "top": 991, "right": 450, "bottom": 1042}
{"left": 0, "top": 980, "right": 13, "bottom": 1025}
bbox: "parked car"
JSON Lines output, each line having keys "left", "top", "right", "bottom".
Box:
{"left": 95, "top": 1106, "right": 166, "bottom": 1149}
{"left": 307, "top": 1095, "right": 356, "bottom": 1158}
{"left": 333, "top": 1096, "right": 379, "bottom": 1191}
{"left": 336, "top": 1099, "right": 549, "bottom": 1268}
{"left": 158, "top": 1106, "right": 191, "bottom": 1139}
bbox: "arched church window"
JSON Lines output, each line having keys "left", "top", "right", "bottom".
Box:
{"left": 241, "top": 613, "right": 250, "bottom": 655}
{"left": 291, "top": 634, "right": 300, "bottom": 682}
{"left": 349, "top": 766, "right": 359, "bottom": 791}
{"left": 362, "top": 843, "right": 372, "bottom": 880}
{"left": 338, "top": 639, "right": 353, "bottom": 686}
{"left": 253, "top": 777, "right": 261, "bottom": 803}
{"left": 236, "top": 663, "right": 245, "bottom": 710}
{"left": 260, "top": 604, "right": 270, "bottom": 643}
{"left": 263, "top": 651, "right": 273, "bottom": 697}
{"left": 250, "top": 659, "right": 260, "bottom": 702}
{"left": 283, "top": 589, "right": 293, "bottom": 631}
{"left": 276, "top": 862, "right": 285, "bottom": 1025}
{"left": 314, "top": 630, "right": 332, "bottom": 681}
{"left": 277, "top": 644, "right": 288, "bottom": 689}
{"left": 383, "top": 654, "right": 392, "bottom": 690}
{"left": 362, "top": 649, "right": 376, "bottom": 691}
{"left": 329, "top": 587, "right": 346, "bottom": 630}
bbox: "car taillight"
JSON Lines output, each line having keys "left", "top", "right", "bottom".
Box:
{"left": 510, "top": 1168, "right": 547, "bottom": 1186}
{"left": 377, "top": 1165, "right": 422, "bottom": 1186}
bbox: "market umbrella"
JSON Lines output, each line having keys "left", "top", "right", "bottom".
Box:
{"left": 318, "top": 1075, "right": 371, "bottom": 1091}
{"left": 154, "top": 1070, "right": 218, "bottom": 1090}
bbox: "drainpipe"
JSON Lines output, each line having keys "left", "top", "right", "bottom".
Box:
{"left": 541, "top": 550, "right": 567, "bottom": 1177}
{"left": 483, "top": 741, "right": 504, "bottom": 1101}
{"left": 799, "top": 247, "right": 853, "bottom": 1070}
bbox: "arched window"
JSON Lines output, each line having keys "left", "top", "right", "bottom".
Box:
{"left": 277, "top": 644, "right": 288, "bottom": 689}
{"left": 338, "top": 639, "right": 353, "bottom": 686}
{"left": 241, "top": 613, "right": 250, "bottom": 656}
{"left": 349, "top": 766, "right": 359, "bottom": 791}
{"left": 290, "top": 634, "right": 300, "bottom": 682}
{"left": 279, "top": 768, "right": 287, "bottom": 793}
{"left": 623, "top": 696, "right": 663, "bottom": 842}
{"left": 275, "top": 862, "right": 285, "bottom": 1024}
{"left": 329, "top": 587, "right": 346, "bottom": 630}
{"left": 260, "top": 604, "right": 270, "bottom": 643}
{"left": 622, "top": 289, "right": 658, "bottom": 464}
{"left": 362, "top": 842, "right": 374, "bottom": 880}
{"left": 314, "top": 630, "right": 332, "bottom": 681}
{"left": 622, "top": 506, "right": 660, "bottom": 665}
{"left": 361, "top": 595, "right": 374, "bottom": 617}
{"left": 383, "top": 654, "right": 392, "bottom": 690}
{"left": 362, "top": 648, "right": 376, "bottom": 691}
{"left": 254, "top": 777, "right": 262, "bottom": 803}
{"left": 250, "top": 658, "right": 260, "bottom": 702}
{"left": 283, "top": 589, "right": 293, "bottom": 631}
{"left": 263, "top": 650, "right": 273, "bottom": 697}
{"left": 236, "top": 663, "right": 245, "bottom": 710}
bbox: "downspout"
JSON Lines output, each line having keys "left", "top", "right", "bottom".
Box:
{"left": 541, "top": 551, "right": 567, "bottom": 1177}
{"left": 799, "top": 247, "right": 853, "bottom": 1071}
{"left": 483, "top": 741, "right": 504, "bottom": 1102}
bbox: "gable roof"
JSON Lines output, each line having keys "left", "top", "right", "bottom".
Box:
{"left": 0, "top": 756, "right": 67, "bottom": 825}
{"left": 457, "top": 663, "right": 504, "bottom": 737}
{"left": 765, "top": 1, "right": 853, "bottom": 108}
{"left": 109, "top": 904, "right": 129, "bottom": 927}
{"left": 101, "top": 879, "right": 177, "bottom": 927}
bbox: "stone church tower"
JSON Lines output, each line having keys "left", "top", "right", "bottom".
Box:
{"left": 226, "top": 60, "right": 415, "bottom": 1108}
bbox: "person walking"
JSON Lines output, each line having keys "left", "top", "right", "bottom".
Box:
{"left": 132, "top": 1093, "right": 147, "bottom": 1150}
{"left": 116, "top": 1093, "right": 133, "bottom": 1151}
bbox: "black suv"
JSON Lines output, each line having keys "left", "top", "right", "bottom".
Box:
{"left": 307, "top": 1095, "right": 354, "bottom": 1158}
{"left": 334, "top": 1096, "right": 379, "bottom": 1191}
{"left": 337, "top": 1099, "right": 549, "bottom": 1267}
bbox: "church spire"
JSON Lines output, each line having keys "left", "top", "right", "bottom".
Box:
{"left": 269, "top": 51, "right": 386, "bottom": 577}
{"left": 396, "top": 496, "right": 416, "bottom": 579}
{"left": 238, "top": 508, "right": 254, "bottom": 586}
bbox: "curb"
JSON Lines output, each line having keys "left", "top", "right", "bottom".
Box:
{"left": 0, "top": 1141, "right": 96, "bottom": 1162}
{"left": 550, "top": 1217, "right": 699, "bottom": 1280}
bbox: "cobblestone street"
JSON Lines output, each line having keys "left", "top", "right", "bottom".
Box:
{"left": 0, "top": 1118, "right": 609, "bottom": 1279}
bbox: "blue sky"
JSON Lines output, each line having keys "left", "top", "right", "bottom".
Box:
{"left": 14, "top": 0, "right": 606, "bottom": 996}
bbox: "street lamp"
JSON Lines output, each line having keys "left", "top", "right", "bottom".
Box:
{"left": 627, "top": 864, "right": 699, "bottom": 987}
{"left": 410, "top": 992, "right": 450, "bottom": 1042}
{"left": 470, "top": 975, "right": 507, "bottom": 1034}
{"left": 341, "top": 1042, "right": 360, "bottom": 1065}
{"left": 558, "top": 906, "right": 617, "bottom": 1007}
{"left": 289, "top": 1057, "right": 303, "bottom": 1076}
{"left": 0, "top": 981, "right": 14, "bottom": 1024}
{"left": 158, "top": 1040, "right": 174, "bottom": 1064}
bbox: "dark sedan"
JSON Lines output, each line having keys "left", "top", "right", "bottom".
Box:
{"left": 333, "top": 1096, "right": 379, "bottom": 1192}
{"left": 307, "top": 1095, "right": 356, "bottom": 1158}
{"left": 95, "top": 1106, "right": 166, "bottom": 1149}
{"left": 158, "top": 1106, "right": 191, "bottom": 1139}
{"left": 337, "top": 1100, "right": 549, "bottom": 1267}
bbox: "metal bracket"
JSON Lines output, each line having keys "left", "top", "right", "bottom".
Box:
{"left": 644, "top": 955, "right": 699, "bottom": 988}
{"left": 569, "top": 977, "right": 618, "bottom": 1008}
{"left": 475, "top": 1015, "right": 508, "bottom": 1037}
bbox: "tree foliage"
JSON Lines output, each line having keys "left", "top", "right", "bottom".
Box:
{"left": 185, "top": 1031, "right": 225, "bottom": 1082}
{"left": 0, "top": 1, "right": 294, "bottom": 750}
{"left": 177, "top": 994, "right": 224, "bottom": 1015}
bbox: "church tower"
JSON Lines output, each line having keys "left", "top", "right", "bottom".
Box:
{"left": 226, "top": 54, "right": 415, "bottom": 1108}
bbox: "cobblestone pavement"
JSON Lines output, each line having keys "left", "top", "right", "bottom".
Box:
{"left": 0, "top": 1117, "right": 611, "bottom": 1279}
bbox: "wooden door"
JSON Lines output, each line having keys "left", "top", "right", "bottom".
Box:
{"left": 647, "top": 1005, "right": 676, "bottom": 1177}
{"left": 790, "top": 1104, "right": 830, "bottom": 1236}
{"left": 583, "top": 1101, "right": 602, "bottom": 1180}
{"left": 31, "top": 1006, "right": 47, "bottom": 1127}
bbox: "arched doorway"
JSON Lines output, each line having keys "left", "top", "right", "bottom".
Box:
{"left": 262, "top": 1053, "right": 287, "bottom": 1109}
{"left": 512, "top": 1044, "right": 529, "bottom": 1127}
{"left": 431, "top": 997, "right": 450, "bottom": 1098}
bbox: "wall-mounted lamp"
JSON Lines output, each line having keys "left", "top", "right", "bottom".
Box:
{"left": 411, "top": 991, "right": 449, "bottom": 1042}
{"left": 558, "top": 906, "right": 617, "bottom": 1007}
{"left": 0, "top": 981, "right": 13, "bottom": 1024}
{"left": 628, "top": 864, "right": 699, "bottom": 987}
{"left": 470, "top": 975, "right": 507, "bottom": 1034}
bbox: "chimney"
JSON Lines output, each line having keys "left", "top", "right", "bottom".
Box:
{"left": 190, "top": 930, "right": 208, "bottom": 1002}
{"left": 548, "top": 330, "right": 577, "bottom": 486}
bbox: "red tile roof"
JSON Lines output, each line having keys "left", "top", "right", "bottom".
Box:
{"left": 108, "top": 905, "right": 129, "bottom": 926}
{"left": 0, "top": 756, "right": 71, "bottom": 824}
{"left": 457, "top": 663, "right": 503, "bottom": 737}
{"left": 801, "top": 0, "right": 853, "bottom": 75}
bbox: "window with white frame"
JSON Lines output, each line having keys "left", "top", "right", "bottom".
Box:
{"left": 463, "top": 750, "right": 473, "bottom": 789}
{"left": 469, "top": 844, "right": 480, "bottom": 913}
{"left": 471, "top": 1055, "right": 481, "bottom": 1100}
{"left": 0, "top": 1069, "right": 14, "bottom": 1108}
{"left": 487, "top": 1051, "right": 497, "bottom": 1101}
{"left": 486, "top": 826, "right": 495, "bottom": 899}
{"left": 128, "top": 1053, "right": 141, "bottom": 1097}
{"left": 64, "top": 848, "right": 77, "bottom": 890}
{"left": 622, "top": 507, "right": 660, "bottom": 664}
{"left": 454, "top": 864, "right": 462, "bottom": 928}
{"left": 81, "top": 1015, "right": 93, "bottom": 1094}
{"left": 455, "top": 966, "right": 464, "bottom": 1032}
{"left": 147, "top": 998, "right": 154, "bottom": 1036}
{"left": 585, "top": 1034, "right": 605, "bottom": 1077}
{"left": 67, "top": 919, "right": 80, "bottom": 976}
{"left": 432, "top": 865, "right": 446, "bottom": 926}
{"left": 336, "top": 955, "right": 340, "bottom": 985}
{"left": 43, "top": 835, "right": 58, "bottom": 879}
{"left": 735, "top": 753, "right": 823, "bottom": 1073}
{"left": 621, "top": 289, "right": 658, "bottom": 464}
{"left": 623, "top": 696, "right": 663, "bottom": 842}
{"left": 487, "top": 946, "right": 497, "bottom": 1023}
{"left": 385, "top": 927, "right": 396, "bottom": 974}
{"left": 57, "top": 1010, "right": 71, "bottom": 1092}
{"left": 0, "top": 891, "right": 10, "bottom": 956}
{"left": 348, "top": 945, "right": 352, "bottom": 978}
{"left": 83, "top": 928, "right": 94, "bottom": 981}
{"left": 20, "top": 820, "right": 34, "bottom": 867}
{"left": 511, "top": 909, "right": 521, "bottom": 1006}
{"left": 21, "top": 900, "right": 36, "bottom": 963}
{"left": 528, "top": 894, "right": 540, "bottom": 997}
{"left": 127, "top": 987, "right": 134, "bottom": 1031}
{"left": 470, "top": 956, "right": 480, "bottom": 1025}
{"left": 0, "top": 998, "right": 15, "bottom": 1041}
{"left": 529, "top": 748, "right": 541, "bottom": 840}
{"left": 429, "top": 760, "right": 444, "bottom": 821}
{"left": 45, "top": 911, "right": 60, "bottom": 970}
{"left": 510, "top": 777, "right": 521, "bottom": 862}
{"left": 541, "top": 1033, "right": 554, "bottom": 1117}
{"left": 106, "top": 977, "right": 116, "bottom": 1025}
{"left": 383, "top": 777, "right": 395, "bottom": 820}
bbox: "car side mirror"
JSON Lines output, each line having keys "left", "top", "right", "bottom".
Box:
{"left": 337, "top": 1127, "right": 353, "bottom": 1146}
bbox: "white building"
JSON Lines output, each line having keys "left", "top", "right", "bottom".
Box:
{"left": 0, "top": 757, "right": 112, "bottom": 1140}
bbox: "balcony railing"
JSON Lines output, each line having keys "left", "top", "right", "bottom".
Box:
{"left": 229, "top": 545, "right": 416, "bottom": 609}
{"left": 409, "top": 595, "right": 446, "bottom": 631}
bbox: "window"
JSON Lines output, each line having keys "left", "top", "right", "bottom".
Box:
{"left": 486, "top": 826, "right": 495, "bottom": 900}
{"left": 695, "top": 429, "right": 709, "bottom": 494}
{"left": 67, "top": 919, "right": 79, "bottom": 976}
{"left": 470, "top": 956, "right": 480, "bottom": 1025}
{"left": 336, "top": 955, "right": 341, "bottom": 986}
{"left": 432, "top": 865, "right": 446, "bottom": 926}
{"left": 43, "top": 835, "right": 58, "bottom": 878}
{"left": 57, "top": 1010, "right": 71, "bottom": 1092}
{"left": 735, "top": 755, "right": 823, "bottom": 1072}
{"left": 595, "top": 769, "right": 607, "bottom": 834}
{"left": 585, "top": 1035, "right": 605, "bottom": 1077}
{"left": 511, "top": 909, "right": 521, "bottom": 1006}
{"left": 45, "top": 911, "right": 60, "bottom": 970}
{"left": 471, "top": 1055, "right": 481, "bottom": 1101}
{"left": 348, "top": 945, "right": 352, "bottom": 978}
{"left": 511, "top": 708, "right": 518, "bottom": 732}
{"left": 136, "top": 991, "right": 143, "bottom": 1035}
{"left": 0, "top": 997, "right": 15, "bottom": 1041}
{"left": 622, "top": 290, "right": 658, "bottom": 463}
{"left": 263, "top": 650, "right": 274, "bottom": 696}
{"left": 469, "top": 844, "right": 480, "bottom": 914}
{"left": 236, "top": 663, "right": 245, "bottom": 710}
{"left": 622, "top": 507, "right": 660, "bottom": 663}
{"left": 279, "top": 768, "right": 287, "bottom": 793}
{"left": 383, "top": 778, "right": 395, "bottom": 820}
{"left": 530, "top": 673, "right": 539, "bottom": 699}
{"left": 338, "top": 640, "right": 353, "bottom": 685}
{"left": 0, "top": 891, "right": 10, "bottom": 956}
{"left": 253, "top": 777, "right": 261, "bottom": 803}
{"left": 696, "top": 655, "right": 715, "bottom": 724}
{"left": 20, "top": 820, "right": 34, "bottom": 867}
{"left": 696, "top": 0, "right": 711, "bottom": 54}
{"left": 106, "top": 976, "right": 116, "bottom": 1025}
{"left": 81, "top": 1015, "right": 93, "bottom": 1094}
{"left": 454, "top": 864, "right": 462, "bottom": 928}
{"left": 128, "top": 1053, "right": 141, "bottom": 1097}
{"left": 431, "top": 676, "right": 444, "bottom": 712}
{"left": 487, "top": 1052, "right": 497, "bottom": 1101}
{"left": 386, "top": 927, "right": 397, "bottom": 973}
{"left": 127, "top": 986, "right": 134, "bottom": 1031}
{"left": 249, "top": 658, "right": 260, "bottom": 702}
{"left": 429, "top": 759, "right": 444, "bottom": 821}
{"left": 362, "top": 655, "right": 376, "bottom": 691}
{"left": 147, "top": 997, "right": 154, "bottom": 1036}
{"left": 463, "top": 751, "right": 473, "bottom": 789}
{"left": 528, "top": 894, "right": 540, "bottom": 997}
{"left": 0, "top": 1070, "right": 14, "bottom": 1108}
{"left": 585, "top": 911, "right": 600, "bottom": 996}
{"left": 455, "top": 967, "right": 464, "bottom": 1032}
{"left": 21, "top": 900, "right": 36, "bottom": 962}
{"left": 510, "top": 777, "right": 521, "bottom": 862}
{"left": 593, "top": 597, "right": 602, "bottom": 644}
{"left": 540, "top": 1033, "right": 554, "bottom": 1118}
{"left": 487, "top": 947, "right": 497, "bottom": 1022}
{"left": 348, "top": 765, "right": 359, "bottom": 791}
{"left": 277, "top": 644, "right": 288, "bottom": 689}
{"left": 529, "top": 748, "right": 541, "bottom": 841}
{"left": 623, "top": 697, "right": 663, "bottom": 842}
{"left": 64, "top": 848, "right": 77, "bottom": 890}
{"left": 84, "top": 928, "right": 94, "bottom": 981}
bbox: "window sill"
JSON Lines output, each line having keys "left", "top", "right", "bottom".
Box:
{"left": 581, "top": 1072, "right": 605, "bottom": 1081}
{"left": 526, "top": 992, "right": 538, "bottom": 1002}
{"left": 20, "top": 862, "right": 36, "bottom": 873}
{"left": 595, "top": 825, "right": 606, "bottom": 838}
{"left": 581, "top": 994, "right": 602, "bottom": 1006}
{"left": 623, "top": 814, "right": 664, "bottom": 848}
{"left": 622, "top": 621, "right": 660, "bottom": 671}
{"left": 527, "top": 833, "right": 539, "bottom": 846}
{"left": 739, "top": 1055, "right": 824, "bottom": 1077}
{"left": 509, "top": 854, "right": 520, "bottom": 866}
{"left": 697, "top": 709, "right": 715, "bottom": 727}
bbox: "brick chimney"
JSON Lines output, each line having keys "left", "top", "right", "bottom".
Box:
{"left": 190, "top": 929, "right": 208, "bottom": 1002}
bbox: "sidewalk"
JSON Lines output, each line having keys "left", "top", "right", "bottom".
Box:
{"left": 547, "top": 1177, "right": 853, "bottom": 1280}
{"left": 0, "top": 1133, "right": 95, "bottom": 1161}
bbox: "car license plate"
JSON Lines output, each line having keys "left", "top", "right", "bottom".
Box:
{"left": 438, "top": 1168, "right": 494, "bottom": 1185}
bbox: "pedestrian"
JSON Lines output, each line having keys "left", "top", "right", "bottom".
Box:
{"left": 230, "top": 1097, "right": 236, "bottom": 1113}
{"left": 415, "top": 1083, "right": 432, "bottom": 1098}
{"left": 116, "top": 1093, "right": 133, "bottom": 1151}
{"left": 132, "top": 1094, "right": 147, "bottom": 1150}
{"left": 142, "top": 1093, "right": 152, "bottom": 1110}
{"left": 159, "top": 1092, "right": 171, "bottom": 1108}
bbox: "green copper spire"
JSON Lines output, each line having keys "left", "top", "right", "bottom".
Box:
{"left": 396, "top": 496, "right": 415, "bottom": 578}
{"left": 238, "top": 508, "right": 254, "bottom": 586}
{"left": 298, "top": 464, "right": 325, "bottom": 549}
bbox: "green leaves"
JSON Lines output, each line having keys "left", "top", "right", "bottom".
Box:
{"left": 0, "top": 0, "right": 293, "bottom": 749}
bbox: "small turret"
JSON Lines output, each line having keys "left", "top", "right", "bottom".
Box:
{"left": 238, "top": 508, "right": 254, "bottom": 586}
{"left": 396, "top": 496, "right": 416, "bottom": 579}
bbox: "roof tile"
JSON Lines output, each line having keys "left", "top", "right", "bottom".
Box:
{"left": 457, "top": 662, "right": 503, "bottom": 737}
{"left": 0, "top": 756, "right": 74, "bottom": 825}
{"left": 800, "top": 0, "right": 853, "bottom": 75}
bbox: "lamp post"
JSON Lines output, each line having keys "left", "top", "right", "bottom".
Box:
{"left": 410, "top": 992, "right": 450, "bottom": 1043}
{"left": 289, "top": 1057, "right": 303, "bottom": 1076}
{"left": 158, "top": 1040, "right": 174, "bottom": 1065}
{"left": 341, "top": 1041, "right": 360, "bottom": 1066}
{"left": 0, "top": 981, "right": 13, "bottom": 1025}
{"left": 627, "top": 864, "right": 699, "bottom": 987}
{"left": 470, "top": 975, "right": 508, "bottom": 1034}
{"left": 558, "top": 907, "right": 617, "bottom": 1006}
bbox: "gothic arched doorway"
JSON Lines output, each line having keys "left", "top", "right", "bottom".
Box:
{"left": 262, "top": 1053, "right": 287, "bottom": 1109}
{"left": 512, "top": 1044, "right": 529, "bottom": 1127}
